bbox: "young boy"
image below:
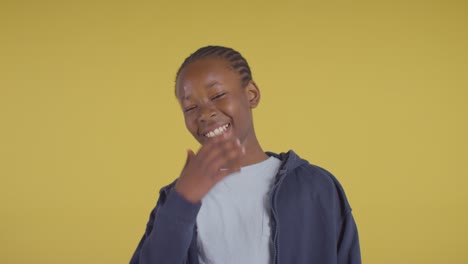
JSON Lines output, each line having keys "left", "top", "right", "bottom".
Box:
{"left": 130, "top": 46, "right": 361, "bottom": 264}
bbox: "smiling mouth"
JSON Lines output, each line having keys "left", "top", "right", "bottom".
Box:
{"left": 204, "top": 124, "right": 230, "bottom": 138}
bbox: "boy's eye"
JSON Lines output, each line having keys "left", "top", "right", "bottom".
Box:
{"left": 212, "top": 92, "right": 226, "bottom": 100}
{"left": 184, "top": 106, "right": 196, "bottom": 113}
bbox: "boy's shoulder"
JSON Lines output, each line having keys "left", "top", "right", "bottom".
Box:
{"left": 268, "top": 150, "right": 352, "bottom": 209}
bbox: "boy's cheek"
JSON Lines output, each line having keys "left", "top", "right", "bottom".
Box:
{"left": 184, "top": 121, "right": 197, "bottom": 136}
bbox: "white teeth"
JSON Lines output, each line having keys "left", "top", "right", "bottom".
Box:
{"left": 205, "top": 124, "right": 229, "bottom": 138}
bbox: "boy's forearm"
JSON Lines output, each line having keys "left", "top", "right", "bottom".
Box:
{"left": 132, "top": 190, "right": 201, "bottom": 264}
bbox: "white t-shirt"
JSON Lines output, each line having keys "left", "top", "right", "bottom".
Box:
{"left": 196, "top": 156, "right": 282, "bottom": 264}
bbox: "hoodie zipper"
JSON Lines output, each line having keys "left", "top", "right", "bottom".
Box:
{"left": 270, "top": 168, "right": 287, "bottom": 264}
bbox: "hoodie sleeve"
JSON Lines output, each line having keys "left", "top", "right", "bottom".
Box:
{"left": 129, "top": 189, "right": 201, "bottom": 264}
{"left": 337, "top": 210, "right": 361, "bottom": 264}
{"left": 316, "top": 165, "right": 362, "bottom": 264}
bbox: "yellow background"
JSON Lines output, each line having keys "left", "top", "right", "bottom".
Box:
{"left": 1, "top": 0, "right": 467, "bottom": 263}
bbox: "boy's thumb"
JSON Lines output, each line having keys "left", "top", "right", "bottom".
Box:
{"left": 184, "top": 149, "right": 195, "bottom": 166}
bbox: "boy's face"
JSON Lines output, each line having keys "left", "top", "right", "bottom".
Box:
{"left": 176, "top": 57, "right": 260, "bottom": 146}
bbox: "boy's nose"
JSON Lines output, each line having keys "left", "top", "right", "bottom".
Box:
{"left": 197, "top": 105, "right": 217, "bottom": 122}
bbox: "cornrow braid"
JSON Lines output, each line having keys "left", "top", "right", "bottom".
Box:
{"left": 176, "top": 45, "right": 253, "bottom": 88}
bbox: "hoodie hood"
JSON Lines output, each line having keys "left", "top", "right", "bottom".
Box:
{"left": 266, "top": 150, "right": 308, "bottom": 174}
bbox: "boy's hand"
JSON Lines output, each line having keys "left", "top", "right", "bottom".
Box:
{"left": 174, "top": 134, "right": 245, "bottom": 204}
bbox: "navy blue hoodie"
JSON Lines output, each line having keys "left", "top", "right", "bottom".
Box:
{"left": 130, "top": 150, "right": 361, "bottom": 264}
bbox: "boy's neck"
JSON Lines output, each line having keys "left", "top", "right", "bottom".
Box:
{"left": 240, "top": 135, "right": 269, "bottom": 167}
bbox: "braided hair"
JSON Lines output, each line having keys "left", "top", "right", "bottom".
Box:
{"left": 176, "top": 45, "right": 253, "bottom": 88}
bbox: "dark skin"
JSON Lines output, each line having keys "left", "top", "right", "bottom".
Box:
{"left": 174, "top": 57, "right": 268, "bottom": 203}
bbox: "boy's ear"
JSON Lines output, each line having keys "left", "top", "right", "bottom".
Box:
{"left": 245, "top": 81, "right": 260, "bottom": 109}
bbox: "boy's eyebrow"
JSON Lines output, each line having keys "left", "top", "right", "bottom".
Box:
{"left": 182, "top": 81, "right": 222, "bottom": 100}
{"left": 206, "top": 81, "right": 222, "bottom": 89}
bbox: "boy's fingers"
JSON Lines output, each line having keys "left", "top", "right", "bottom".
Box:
{"left": 201, "top": 138, "right": 241, "bottom": 159}
{"left": 215, "top": 167, "right": 241, "bottom": 180}
{"left": 210, "top": 143, "right": 243, "bottom": 164}
{"left": 195, "top": 136, "right": 244, "bottom": 177}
